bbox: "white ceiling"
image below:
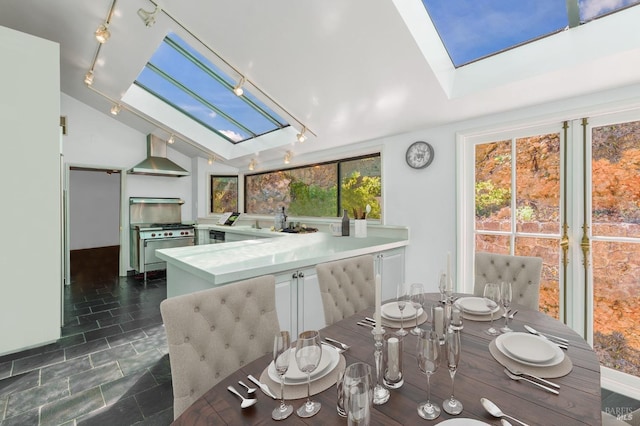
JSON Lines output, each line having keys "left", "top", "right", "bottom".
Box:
{"left": 2, "top": 0, "right": 640, "bottom": 168}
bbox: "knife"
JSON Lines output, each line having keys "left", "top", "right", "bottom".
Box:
{"left": 524, "top": 325, "right": 569, "bottom": 345}
{"left": 247, "top": 374, "right": 277, "bottom": 399}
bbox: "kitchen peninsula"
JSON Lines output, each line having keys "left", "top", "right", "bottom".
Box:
{"left": 156, "top": 228, "right": 408, "bottom": 334}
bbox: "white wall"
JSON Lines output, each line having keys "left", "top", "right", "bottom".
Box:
{"left": 0, "top": 27, "right": 61, "bottom": 354}
{"left": 69, "top": 169, "right": 120, "bottom": 250}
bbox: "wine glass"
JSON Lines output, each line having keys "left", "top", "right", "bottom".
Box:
{"left": 272, "top": 331, "right": 293, "bottom": 420}
{"left": 396, "top": 282, "right": 408, "bottom": 336}
{"left": 483, "top": 283, "right": 501, "bottom": 336}
{"left": 295, "top": 330, "right": 322, "bottom": 417}
{"left": 438, "top": 271, "right": 447, "bottom": 303}
{"left": 500, "top": 281, "right": 513, "bottom": 333}
{"left": 409, "top": 283, "right": 425, "bottom": 336}
{"left": 417, "top": 330, "right": 441, "bottom": 420}
{"left": 442, "top": 330, "right": 463, "bottom": 415}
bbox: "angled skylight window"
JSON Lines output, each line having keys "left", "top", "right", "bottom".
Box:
{"left": 421, "top": 0, "right": 640, "bottom": 67}
{"left": 134, "top": 33, "right": 288, "bottom": 144}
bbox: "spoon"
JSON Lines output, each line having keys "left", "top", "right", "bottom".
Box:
{"left": 227, "top": 385, "right": 257, "bottom": 409}
{"left": 503, "top": 369, "right": 559, "bottom": 394}
{"left": 238, "top": 380, "right": 256, "bottom": 395}
{"left": 481, "top": 397, "right": 529, "bottom": 426}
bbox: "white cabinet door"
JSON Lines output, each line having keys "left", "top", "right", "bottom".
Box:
{"left": 297, "top": 268, "right": 325, "bottom": 333}
{"left": 377, "top": 248, "right": 406, "bottom": 301}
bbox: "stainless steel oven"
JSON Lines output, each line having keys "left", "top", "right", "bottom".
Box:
{"left": 129, "top": 198, "right": 194, "bottom": 280}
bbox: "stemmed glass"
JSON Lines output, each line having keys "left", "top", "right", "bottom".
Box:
{"left": 417, "top": 330, "right": 441, "bottom": 420}
{"left": 295, "top": 330, "right": 322, "bottom": 418}
{"left": 500, "top": 281, "right": 513, "bottom": 333}
{"left": 483, "top": 283, "right": 501, "bottom": 336}
{"left": 396, "top": 282, "right": 408, "bottom": 336}
{"left": 272, "top": 331, "right": 293, "bottom": 421}
{"left": 442, "top": 330, "right": 463, "bottom": 415}
{"left": 409, "top": 283, "right": 425, "bottom": 336}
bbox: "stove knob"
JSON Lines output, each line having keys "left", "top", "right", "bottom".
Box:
{"left": 151, "top": 233, "right": 156, "bottom": 237}
{"left": 168, "top": 232, "right": 173, "bottom": 236}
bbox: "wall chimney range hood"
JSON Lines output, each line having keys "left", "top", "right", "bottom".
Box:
{"left": 128, "top": 134, "right": 190, "bottom": 177}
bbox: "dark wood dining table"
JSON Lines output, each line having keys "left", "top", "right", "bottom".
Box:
{"left": 172, "top": 293, "right": 602, "bottom": 425}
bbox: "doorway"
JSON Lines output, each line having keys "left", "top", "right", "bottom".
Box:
{"left": 66, "top": 167, "right": 122, "bottom": 290}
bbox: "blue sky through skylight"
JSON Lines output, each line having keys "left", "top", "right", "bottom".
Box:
{"left": 135, "top": 33, "right": 288, "bottom": 144}
{"left": 422, "top": 0, "right": 640, "bottom": 67}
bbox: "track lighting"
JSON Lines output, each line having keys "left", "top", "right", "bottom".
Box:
{"left": 110, "top": 104, "right": 121, "bottom": 115}
{"left": 84, "top": 70, "right": 94, "bottom": 86}
{"left": 284, "top": 151, "right": 292, "bottom": 164}
{"left": 233, "top": 77, "right": 246, "bottom": 96}
{"left": 167, "top": 134, "right": 175, "bottom": 144}
{"left": 95, "top": 23, "right": 111, "bottom": 43}
{"left": 249, "top": 159, "right": 256, "bottom": 171}
{"left": 208, "top": 156, "right": 215, "bottom": 165}
{"left": 137, "top": 6, "right": 160, "bottom": 27}
{"left": 297, "top": 126, "right": 307, "bottom": 143}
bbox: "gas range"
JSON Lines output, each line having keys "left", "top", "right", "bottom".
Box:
{"left": 135, "top": 223, "right": 195, "bottom": 240}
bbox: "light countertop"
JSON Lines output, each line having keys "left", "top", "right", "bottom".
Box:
{"left": 156, "top": 231, "right": 408, "bottom": 285}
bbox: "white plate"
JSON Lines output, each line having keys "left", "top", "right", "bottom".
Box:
{"left": 500, "top": 332, "right": 557, "bottom": 363}
{"left": 455, "top": 297, "right": 499, "bottom": 314}
{"left": 267, "top": 345, "right": 339, "bottom": 385}
{"left": 381, "top": 302, "right": 422, "bottom": 320}
{"left": 438, "top": 419, "right": 490, "bottom": 425}
{"left": 496, "top": 333, "right": 564, "bottom": 367}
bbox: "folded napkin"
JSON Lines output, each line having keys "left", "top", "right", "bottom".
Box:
{"left": 259, "top": 354, "right": 346, "bottom": 400}
{"left": 488, "top": 339, "right": 572, "bottom": 378}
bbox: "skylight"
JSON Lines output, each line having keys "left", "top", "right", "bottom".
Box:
{"left": 421, "top": 0, "right": 640, "bottom": 67}
{"left": 134, "top": 33, "right": 288, "bottom": 144}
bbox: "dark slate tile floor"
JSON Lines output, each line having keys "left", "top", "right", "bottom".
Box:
{"left": 0, "top": 273, "right": 173, "bottom": 425}
{"left": 1, "top": 267, "right": 639, "bottom": 425}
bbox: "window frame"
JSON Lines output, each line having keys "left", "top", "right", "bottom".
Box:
{"left": 209, "top": 174, "right": 239, "bottom": 214}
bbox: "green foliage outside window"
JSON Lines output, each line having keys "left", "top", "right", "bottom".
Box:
{"left": 475, "top": 180, "right": 510, "bottom": 217}
{"left": 289, "top": 181, "right": 337, "bottom": 216}
{"left": 341, "top": 172, "right": 381, "bottom": 219}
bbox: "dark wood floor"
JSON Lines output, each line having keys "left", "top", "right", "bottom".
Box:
{"left": 0, "top": 247, "right": 173, "bottom": 425}
{"left": 0, "top": 246, "right": 637, "bottom": 425}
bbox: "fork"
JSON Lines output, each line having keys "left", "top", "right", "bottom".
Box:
{"left": 324, "top": 337, "right": 350, "bottom": 351}
{"left": 504, "top": 366, "right": 559, "bottom": 389}
{"left": 504, "top": 369, "right": 559, "bottom": 394}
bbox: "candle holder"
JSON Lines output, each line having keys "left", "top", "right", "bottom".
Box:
{"left": 371, "top": 328, "right": 390, "bottom": 405}
{"left": 383, "top": 333, "right": 404, "bottom": 389}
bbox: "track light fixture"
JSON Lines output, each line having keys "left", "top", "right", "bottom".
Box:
{"left": 167, "top": 134, "right": 175, "bottom": 144}
{"left": 137, "top": 6, "right": 160, "bottom": 27}
{"left": 110, "top": 104, "right": 121, "bottom": 115}
{"left": 208, "top": 156, "right": 214, "bottom": 165}
{"left": 296, "top": 126, "right": 307, "bottom": 143}
{"left": 284, "top": 151, "right": 292, "bottom": 164}
{"left": 248, "top": 159, "right": 256, "bottom": 171}
{"left": 95, "top": 23, "right": 111, "bottom": 43}
{"left": 84, "top": 70, "right": 94, "bottom": 86}
{"left": 233, "top": 76, "right": 246, "bottom": 96}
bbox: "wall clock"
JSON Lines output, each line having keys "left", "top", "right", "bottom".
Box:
{"left": 405, "top": 141, "right": 434, "bottom": 169}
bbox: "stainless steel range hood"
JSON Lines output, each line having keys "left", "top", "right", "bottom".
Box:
{"left": 128, "top": 134, "right": 190, "bottom": 177}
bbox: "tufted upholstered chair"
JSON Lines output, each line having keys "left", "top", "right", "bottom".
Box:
{"left": 316, "top": 254, "right": 375, "bottom": 326}
{"left": 160, "top": 275, "right": 280, "bottom": 420}
{"left": 474, "top": 252, "right": 543, "bottom": 311}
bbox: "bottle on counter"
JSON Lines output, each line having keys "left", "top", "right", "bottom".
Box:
{"left": 341, "top": 209, "right": 350, "bottom": 236}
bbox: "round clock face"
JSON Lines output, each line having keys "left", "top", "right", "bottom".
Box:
{"left": 405, "top": 141, "right": 434, "bottom": 169}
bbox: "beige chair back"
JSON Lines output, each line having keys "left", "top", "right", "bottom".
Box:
{"left": 160, "top": 275, "right": 280, "bottom": 419}
{"left": 316, "top": 255, "right": 375, "bottom": 326}
{"left": 474, "top": 252, "right": 543, "bottom": 311}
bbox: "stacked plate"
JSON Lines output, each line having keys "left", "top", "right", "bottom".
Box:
{"left": 267, "top": 345, "right": 340, "bottom": 385}
{"left": 381, "top": 301, "right": 423, "bottom": 321}
{"left": 454, "top": 297, "right": 500, "bottom": 315}
{"left": 495, "top": 332, "right": 564, "bottom": 367}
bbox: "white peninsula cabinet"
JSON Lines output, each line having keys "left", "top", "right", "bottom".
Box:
{"left": 157, "top": 231, "right": 409, "bottom": 336}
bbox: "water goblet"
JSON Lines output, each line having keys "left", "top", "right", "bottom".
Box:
{"left": 409, "top": 283, "right": 425, "bottom": 336}
{"left": 417, "top": 330, "right": 441, "bottom": 420}
{"left": 272, "top": 331, "right": 293, "bottom": 421}
{"left": 483, "top": 283, "right": 501, "bottom": 336}
{"left": 295, "top": 330, "right": 323, "bottom": 418}
{"left": 442, "top": 329, "right": 463, "bottom": 415}
{"left": 500, "top": 281, "right": 513, "bottom": 333}
{"left": 343, "top": 362, "right": 373, "bottom": 425}
{"left": 396, "top": 282, "right": 408, "bottom": 336}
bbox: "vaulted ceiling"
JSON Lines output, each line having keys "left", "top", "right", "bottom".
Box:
{"left": 1, "top": 0, "right": 639, "bottom": 168}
